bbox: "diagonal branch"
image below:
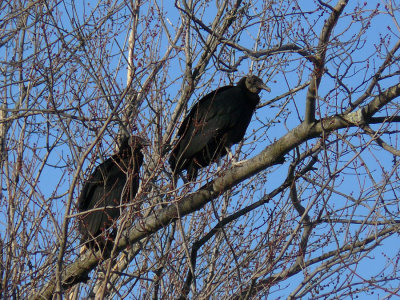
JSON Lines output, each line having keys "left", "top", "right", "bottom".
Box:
{"left": 178, "top": 146, "right": 319, "bottom": 300}
{"left": 31, "top": 82, "right": 400, "bottom": 299}
{"left": 362, "top": 124, "right": 400, "bottom": 156}
{"left": 233, "top": 223, "right": 400, "bottom": 299}
{"left": 344, "top": 39, "right": 400, "bottom": 114}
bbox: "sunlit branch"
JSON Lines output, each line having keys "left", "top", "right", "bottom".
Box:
{"left": 32, "top": 77, "right": 400, "bottom": 298}
{"left": 305, "top": 0, "right": 349, "bottom": 124}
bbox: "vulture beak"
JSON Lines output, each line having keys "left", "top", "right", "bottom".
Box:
{"left": 128, "top": 136, "right": 151, "bottom": 149}
{"left": 137, "top": 136, "right": 151, "bottom": 148}
{"left": 260, "top": 82, "right": 271, "bottom": 93}
{"left": 141, "top": 138, "right": 151, "bottom": 147}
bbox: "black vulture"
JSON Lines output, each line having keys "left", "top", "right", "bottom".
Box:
{"left": 77, "top": 135, "right": 147, "bottom": 249}
{"left": 169, "top": 75, "right": 270, "bottom": 180}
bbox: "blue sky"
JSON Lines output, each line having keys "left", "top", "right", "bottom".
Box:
{"left": 1, "top": 0, "right": 399, "bottom": 298}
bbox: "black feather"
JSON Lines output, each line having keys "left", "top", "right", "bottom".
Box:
{"left": 169, "top": 75, "right": 270, "bottom": 180}
{"left": 77, "top": 136, "right": 146, "bottom": 249}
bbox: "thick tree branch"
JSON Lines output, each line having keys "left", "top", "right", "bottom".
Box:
{"left": 178, "top": 150, "right": 319, "bottom": 299}
{"left": 305, "top": 0, "right": 348, "bottom": 124}
{"left": 32, "top": 81, "right": 400, "bottom": 299}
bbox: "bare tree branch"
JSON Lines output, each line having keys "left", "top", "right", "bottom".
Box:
{"left": 305, "top": 0, "right": 349, "bottom": 124}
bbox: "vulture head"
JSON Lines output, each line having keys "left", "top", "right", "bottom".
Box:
{"left": 240, "top": 75, "right": 271, "bottom": 94}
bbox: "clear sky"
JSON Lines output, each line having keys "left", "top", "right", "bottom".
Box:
{"left": 1, "top": 0, "right": 399, "bottom": 298}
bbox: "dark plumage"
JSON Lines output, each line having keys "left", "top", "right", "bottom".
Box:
{"left": 169, "top": 75, "right": 270, "bottom": 180}
{"left": 77, "top": 135, "right": 147, "bottom": 249}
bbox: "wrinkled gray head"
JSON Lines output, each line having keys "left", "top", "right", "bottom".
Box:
{"left": 118, "top": 135, "right": 149, "bottom": 152}
{"left": 239, "top": 75, "right": 271, "bottom": 94}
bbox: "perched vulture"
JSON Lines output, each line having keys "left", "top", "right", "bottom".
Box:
{"left": 169, "top": 75, "right": 270, "bottom": 180}
{"left": 77, "top": 135, "right": 147, "bottom": 249}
